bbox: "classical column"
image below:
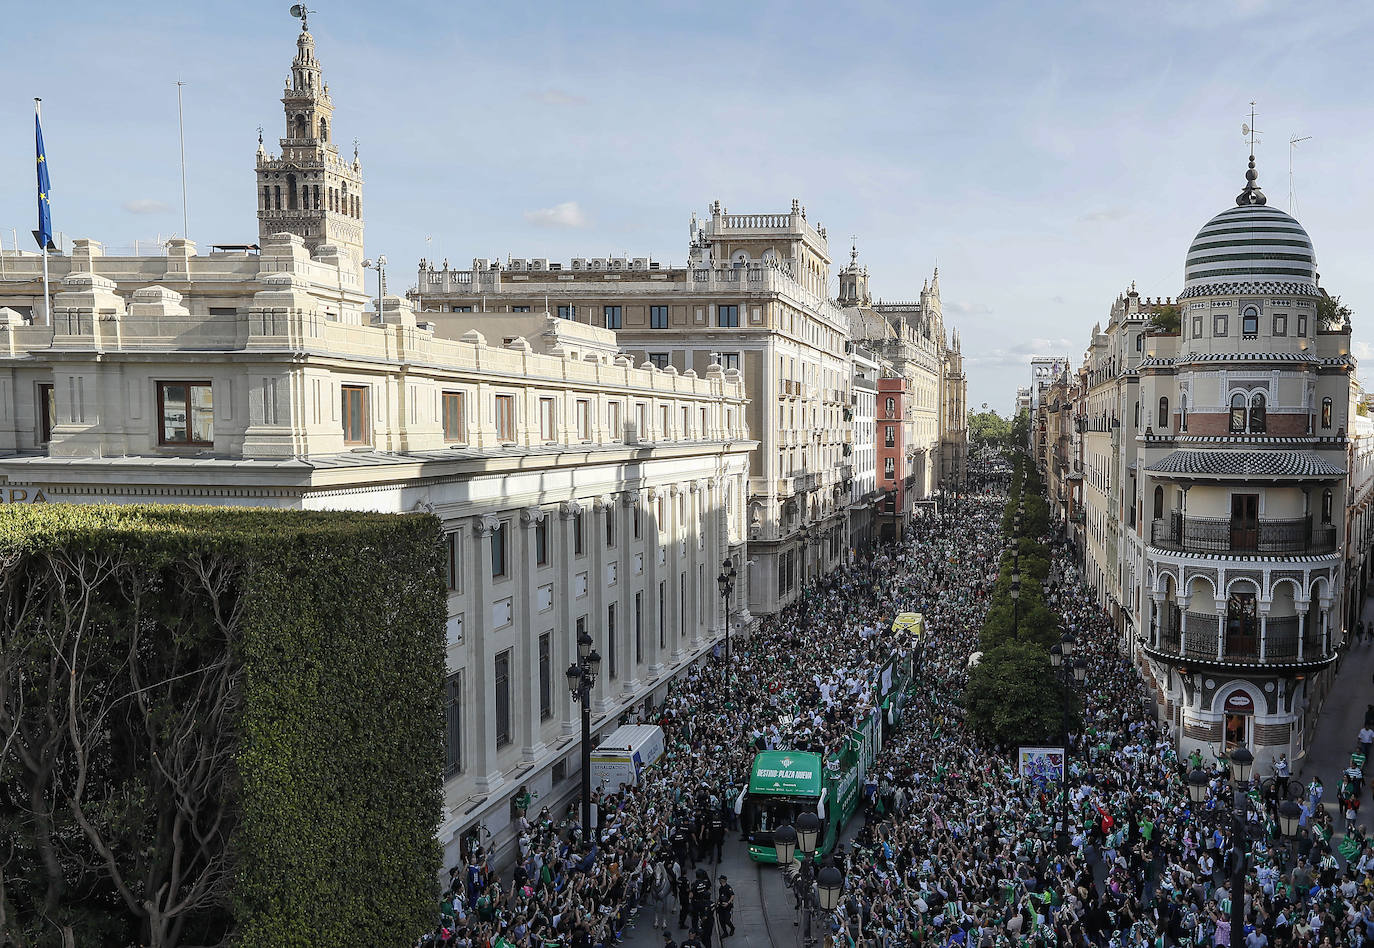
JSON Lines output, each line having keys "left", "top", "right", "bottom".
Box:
{"left": 557, "top": 501, "right": 583, "bottom": 737}
{"left": 687, "top": 480, "right": 703, "bottom": 650}
{"left": 1257, "top": 601, "right": 1270, "bottom": 662}
{"left": 1320, "top": 597, "right": 1333, "bottom": 655}
{"left": 470, "top": 514, "right": 502, "bottom": 792}
{"left": 1150, "top": 590, "right": 1165, "bottom": 649}
{"left": 644, "top": 488, "right": 664, "bottom": 680}
{"left": 1215, "top": 608, "right": 1227, "bottom": 661}
{"left": 517, "top": 507, "right": 546, "bottom": 763}
{"left": 1176, "top": 595, "right": 1191, "bottom": 658}
{"left": 1296, "top": 599, "right": 1308, "bottom": 661}
{"left": 590, "top": 495, "right": 612, "bottom": 713}
{"left": 618, "top": 491, "right": 638, "bottom": 694}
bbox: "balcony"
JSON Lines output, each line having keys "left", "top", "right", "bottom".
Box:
{"left": 1150, "top": 513, "right": 1336, "bottom": 556}
{"left": 1153, "top": 612, "right": 1327, "bottom": 664}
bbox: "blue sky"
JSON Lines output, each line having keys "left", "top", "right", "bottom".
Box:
{"left": 4, "top": 0, "right": 1374, "bottom": 411}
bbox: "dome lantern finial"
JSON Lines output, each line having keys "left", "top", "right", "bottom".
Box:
{"left": 1236, "top": 154, "right": 1267, "bottom": 206}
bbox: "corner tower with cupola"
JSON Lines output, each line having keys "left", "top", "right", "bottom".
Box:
{"left": 1136, "top": 153, "right": 1355, "bottom": 771}
{"left": 256, "top": 13, "right": 364, "bottom": 273}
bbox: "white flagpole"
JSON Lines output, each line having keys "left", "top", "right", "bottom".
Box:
{"left": 176, "top": 80, "right": 189, "bottom": 240}
{"left": 36, "top": 98, "right": 51, "bottom": 327}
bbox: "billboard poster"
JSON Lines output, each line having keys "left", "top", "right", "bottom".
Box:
{"left": 1018, "top": 746, "right": 1066, "bottom": 786}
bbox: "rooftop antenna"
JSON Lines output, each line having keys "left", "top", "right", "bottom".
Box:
{"left": 1241, "top": 101, "right": 1262, "bottom": 156}
{"left": 1288, "top": 134, "right": 1312, "bottom": 216}
{"left": 289, "top": 3, "right": 313, "bottom": 30}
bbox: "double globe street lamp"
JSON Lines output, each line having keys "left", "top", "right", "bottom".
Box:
{"left": 565, "top": 630, "right": 601, "bottom": 839}
{"left": 1049, "top": 633, "right": 1087, "bottom": 854}
{"left": 772, "top": 812, "right": 844, "bottom": 948}
{"left": 717, "top": 559, "right": 738, "bottom": 704}
{"left": 1185, "top": 744, "right": 1304, "bottom": 948}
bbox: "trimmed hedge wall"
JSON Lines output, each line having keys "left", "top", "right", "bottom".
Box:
{"left": 0, "top": 505, "right": 446, "bottom": 947}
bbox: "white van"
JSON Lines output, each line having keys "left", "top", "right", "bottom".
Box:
{"left": 589, "top": 724, "right": 665, "bottom": 792}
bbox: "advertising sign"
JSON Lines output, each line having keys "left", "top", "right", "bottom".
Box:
{"left": 1018, "top": 746, "right": 1066, "bottom": 786}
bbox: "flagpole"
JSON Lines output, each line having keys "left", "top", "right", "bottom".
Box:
{"left": 36, "top": 98, "right": 51, "bottom": 327}
{"left": 176, "top": 80, "right": 189, "bottom": 240}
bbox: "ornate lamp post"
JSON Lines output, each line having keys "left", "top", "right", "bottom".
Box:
{"left": 1186, "top": 744, "right": 1258, "bottom": 948}
{"left": 1049, "top": 636, "right": 1086, "bottom": 853}
{"left": 717, "top": 558, "right": 738, "bottom": 700}
{"left": 565, "top": 630, "right": 602, "bottom": 838}
{"left": 774, "top": 814, "right": 826, "bottom": 947}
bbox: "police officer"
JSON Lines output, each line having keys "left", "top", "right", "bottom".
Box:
{"left": 679, "top": 927, "right": 704, "bottom": 948}
{"left": 716, "top": 874, "right": 735, "bottom": 938}
{"left": 707, "top": 808, "right": 725, "bottom": 863}
{"left": 690, "top": 868, "right": 713, "bottom": 935}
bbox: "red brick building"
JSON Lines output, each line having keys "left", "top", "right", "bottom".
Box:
{"left": 877, "top": 377, "right": 907, "bottom": 541}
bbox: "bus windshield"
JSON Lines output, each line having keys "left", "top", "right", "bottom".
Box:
{"left": 742, "top": 795, "right": 821, "bottom": 842}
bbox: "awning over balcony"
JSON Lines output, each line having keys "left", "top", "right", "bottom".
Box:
{"left": 1145, "top": 449, "right": 1345, "bottom": 479}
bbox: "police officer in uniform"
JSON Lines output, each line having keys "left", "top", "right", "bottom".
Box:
{"left": 716, "top": 874, "right": 735, "bottom": 938}
{"left": 707, "top": 809, "right": 725, "bottom": 863}
{"left": 690, "top": 868, "right": 713, "bottom": 937}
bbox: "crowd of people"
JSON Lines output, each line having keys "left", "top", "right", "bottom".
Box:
{"left": 418, "top": 460, "right": 1374, "bottom": 948}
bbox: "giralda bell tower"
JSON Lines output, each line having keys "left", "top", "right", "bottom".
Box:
{"left": 255, "top": 9, "right": 364, "bottom": 271}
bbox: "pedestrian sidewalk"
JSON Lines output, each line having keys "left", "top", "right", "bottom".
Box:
{"left": 1300, "top": 596, "right": 1374, "bottom": 841}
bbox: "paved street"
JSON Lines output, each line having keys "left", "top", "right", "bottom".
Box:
{"left": 1300, "top": 595, "right": 1374, "bottom": 842}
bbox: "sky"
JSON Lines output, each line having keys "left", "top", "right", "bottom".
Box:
{"left": 4, "top": 0, "right": 1374, "bottom": 412}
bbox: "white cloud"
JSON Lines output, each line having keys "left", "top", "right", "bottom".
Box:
{"left": 945, "top": 300, "right": 993, "bottom": 316}
{"left": 523, "top": 201, "right": 590, "bottom": 229}
{"left": 122, "top": 198, "right": 171, "bottom": 214}
{"left": 1077, "top": 207, "right": 1129, "bottom": 223}
{"left": 532, "top": 89, "right": 586, "bottom": 107}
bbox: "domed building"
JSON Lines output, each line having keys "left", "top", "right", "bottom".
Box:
{"left": 1135, "top": 156, "right": 1354, "bottom": 770}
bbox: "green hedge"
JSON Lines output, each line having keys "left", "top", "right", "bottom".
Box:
{"left": 0, "top": 505, "right": 446, "bottom": 947}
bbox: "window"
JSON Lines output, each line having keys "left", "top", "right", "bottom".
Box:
{"left": 1229, "top": 393, "right": 1247, "bottom": 433}
{"left": 632, "top": 503, "right": 641, "bottom": 539}
{"left": 495, "top": 394, "right": 516, "bottom": 442}
{"left": 884, "top": 457, "right": 895, "bottom": 479}
{"left": 607, "top": 604, "right": 617, "bottom": 679}
{"left": 1180, "top": 393, "right": 1188, "bottom": 431}
{"left": 885, "top": 397, "right": 895, "bottom": 415}
{"left": 604, "top": 305, "right": 622, "bottom": 330}
{"left": 574, "top": 511, "right": 585, "bottom": 555}
{"left": 1134, "top": 402, "right": 1140, "bottom": 427}
{"left": 1273, "top": 314, "right": 1287, "bottom": 336}
{"left": 635, "top": 402, "right": 647, "bottom": 436}
{"left": 607, "top": 401, "right": 622, "bottom": 439}
{"left": 1135, "top": 334, "right": 1142, "bottom": 351}
{"left": 535, "top": 517, "right": 549, "bottom": 566}
{"left": 491, "top": 521, "right": 508, "bottom": 578}
{"left": 538, "top": 633, "right": 552, "bottom": 720}
{"left": 451, "top": 305, "right": 473, "bottom": 313}
{"left": 511, "top": 305, "right": 531, "bottom": 313}
{"left": 158, "top": 381, "right": 214, "bottom": 445}
{"left": 576, "top": 400, "right": 591, "bottom": 440}
{"left": 650, "top": 305, "right": 669, "bottom": 329}
{"left": 444, "top": 672, "right": 464, "bottom": 775}
{"left": 660, "top": 405, "right": 670, "bottom": 435}
{"left": 1242, "top": 307, "right": 1259, "bottom": 336}
{"left": 557, "top": 305, "right": 575, "bottom": 320}
{"left": 37, "top": 382, "right": 54, "bottom": 445}
{"left": 1214, "top": 314, "right": 1228, "bottom": 337}
{"left": 442, "top": 391, "right": 466, "bottom": 442}
{"left": 606, "top": 507, "right": 616, "bottom": 547}
{"left": 445, "top": 533, "right": 460, "bottom": 590}
{"left": 1298, "top": 314, "right": 1308, "bottom": 336}
{"left": 539, "top": 397, "right": 556, "bottom": 441}
{"left": 1153, "top": 485, "right": 1164, "bottom": 520}
{"left": 635, "top": 592, "right": 643, "bottom": 664}
{"left": 1249, "top": 393, "right": 1266, "bottom": 433}
{"left": 720, "top": 352, "right": 740, "bottom": 372}
{"left": 1158, "top": 397, "right": 1169, "bottom": 430}
{"left": 885, "top": 426, "right": 896, "bottom": 448}
{"left": 1226, "top": 591, "right": 1259, "bottom": 656}
{"left": 718, "top": 305, "right": 740, "bottom": 328}
{"left": 649, "top": 353, "right": 670, "bottom": 370}
{"left": 494, "top": 650, "right": 511, "bottom": 748}
{"left": 1322, "top": 488, "right": 1333, "bottom": 524}
{"left": 1321, "top": 396, "right": 1333, "bottom": 428}
{"left": 1192, "top": 314, "right": 1203, "bottom": 337}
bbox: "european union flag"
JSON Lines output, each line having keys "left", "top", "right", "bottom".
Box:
{"left": 35, "top": 107, "right": 52, "bottom": 251}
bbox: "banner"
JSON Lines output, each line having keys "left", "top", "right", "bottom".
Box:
{"left": 1018, "top": 746, "right": 1066, "bottom": 786}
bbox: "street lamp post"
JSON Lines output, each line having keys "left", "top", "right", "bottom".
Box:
{"left": 774, "top": 813, "right": 827, "bottom": 947}
{"left": 1049, "top": 635, "right": 1086, "bottom": 854}
{"left": 361, "top": 254, "right": 387, "bottom": 322}
{"left": 565, "top": 631, "right": 602, "bottom": 839}
{"left": 1186, "top": 744, "right": 1260, "bottom": 948}
{"left": 717, "top": 558, "right": 738, "bottom": 701}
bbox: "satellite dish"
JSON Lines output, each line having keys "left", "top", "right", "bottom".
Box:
{"left": 289, "top": 3, "right": 305, "bottom": 15}
{"left": 1241, "top": 123, "right": 1250, "bottom": 136}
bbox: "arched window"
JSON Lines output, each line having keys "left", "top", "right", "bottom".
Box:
{"left": 319, "top": 118, "right": 328, "bottom": 142}
{"left": 293, "top": 114, "right": 306, "bottom": 139}
{"left": 312, "top": 185, "right": 320, "bottom": 209}
{"left": 286, "top": 174, "right": 298, "bottom": 210}
{"left": 1180, "top": 393, "right": 1188, "bottom": 431}
{"left": 1159, "top": 397, "right": 1169, "bottom": 430}
{"left": 1153, "top": 485, "right": 1164, "bottom": 520}
{"left": 273, "top": 185, "right": 281, "bottom": 210}
{"left": 262, "top": 186, "right": 270, "bottom": 210}
{"left": 1321, "top": 396, "right": 1333, "bottom": 428}
{"left": 1229, "top": 393, "right": 1247, "bottom": 433}
{"left": 1226, "top": 587, "right": 1259, "bottom": 656}
{"left": 1242, "top": 306, "right": 1259, "bottom": 336}
{"left": 1134, "top": 402, "right": 1140, "bottom": 427}
{"left": 1249, "top": 393, "right": 1266, "bottom": 433}
{"left": 1322, "top": 489, "right": 1333, "bottom": 524}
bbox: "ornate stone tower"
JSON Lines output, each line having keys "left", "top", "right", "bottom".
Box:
{"left": 837, "top": 241, "right": 870, "bottom": 305}
{"left": 256, "top": 16, "right": 364, "bottom": 269}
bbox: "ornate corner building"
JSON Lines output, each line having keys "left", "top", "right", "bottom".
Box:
{"left": 1046, "top": 155, "right": 1367, "bottom": 770}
